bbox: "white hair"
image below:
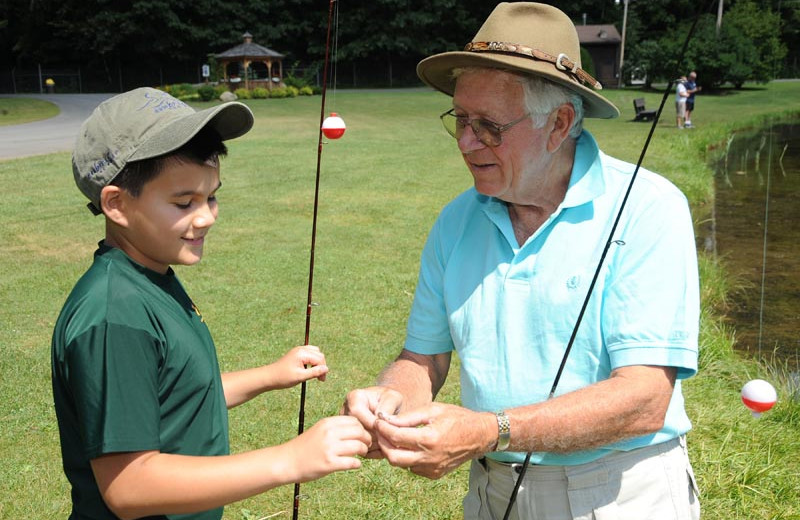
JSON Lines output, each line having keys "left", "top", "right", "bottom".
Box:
{"left": 519, "top": 75, "right": 584, "bottom": 138}
{"left": 452, "top": 67, "right": 585, "bottom": 138}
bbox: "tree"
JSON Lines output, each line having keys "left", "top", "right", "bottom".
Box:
{"left": 772, "top": 0, "right": 800, "bottom": 77}
{"left": 683, "top": 1, "right": 786, "bottom": 88}
{"left": 687, "top": 15, "right": 759, "bottom": 89}
{"left": 722, "top": 0, "right": 786, "bottom": 84}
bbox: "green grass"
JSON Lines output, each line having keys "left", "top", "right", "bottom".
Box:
{"left": 1, "top": 83, "right": 799, "bottom": 519}
{"left": 0, "top": 97, "right": 59, "bottom": 126}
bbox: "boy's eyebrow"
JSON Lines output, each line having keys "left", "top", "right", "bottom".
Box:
{"left": 172, "top": 181, "right": 222, "bottom": 198}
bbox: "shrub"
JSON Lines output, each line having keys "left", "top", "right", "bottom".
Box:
{"left": 171, "top": 83, "right": 197, "bottom": 100}
{"left": 268, "top": 87, "right": 289, "bottom": 99}
{"left": 251, "top": 87, "right": 269, "bottom": 99}
{"left": 213, "top": 84, "right": 228, "bottom": 99}
{"left": 268, "top": 86, "right": 298, "bottom": 98}
{"left": 234, "top": 88, "right": 251, "bottom": 99}
{"left": 197, "top": 85, "right": 216, "bottom": 102}
{"left": 283, "top": 75, "right": 307, "bottom": 89}
{"left": 299, "top": 86, "right": 314, "bottom": 96}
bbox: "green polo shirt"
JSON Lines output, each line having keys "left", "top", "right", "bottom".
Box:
{"left": 52, "top": 242, "right": 229, "bottom": 519}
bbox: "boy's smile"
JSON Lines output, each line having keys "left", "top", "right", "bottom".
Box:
{"left": 106, "top": 159, "right": 221, "bottom": 274}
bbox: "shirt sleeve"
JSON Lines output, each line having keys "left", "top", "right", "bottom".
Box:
{"left": 404, "top": 215, "right": 456, "bottom": 355}
{"left": 65, "top": 323, "right": 163, "bottom": 459}
{"left": 602, "top": 179, "right": 700, "bottom": 379}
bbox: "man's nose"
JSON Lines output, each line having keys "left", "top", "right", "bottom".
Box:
{"left": 457, "top": 123, "right": 486, "bottom": 153}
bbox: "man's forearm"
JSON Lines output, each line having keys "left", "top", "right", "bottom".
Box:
{"left": 377, "top": 350, "right": 451, "bottom": 412}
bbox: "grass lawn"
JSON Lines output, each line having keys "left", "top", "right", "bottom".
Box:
{"left": 0, "top": 82, "right": 798, "bottom": 519}
{"left": 0, "top": 97, "right": 59, "bottom": 126}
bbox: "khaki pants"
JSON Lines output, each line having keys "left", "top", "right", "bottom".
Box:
{"left": 464, "top": 437, "right": 700, "bottom": 520}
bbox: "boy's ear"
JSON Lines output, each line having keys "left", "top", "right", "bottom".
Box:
{"left": 100, "top": 186, "right": 129, "bottom": 227}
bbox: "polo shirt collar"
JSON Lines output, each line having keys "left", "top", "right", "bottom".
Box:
{"left": 479, "top": 129, "right": 606, "bottom": 223}
{"left": 562, "top": 129, "right": 605, "bottom": 209}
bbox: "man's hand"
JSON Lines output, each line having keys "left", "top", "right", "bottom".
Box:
{"left": 372, "top": 403, "right": 496, "bottom": 479}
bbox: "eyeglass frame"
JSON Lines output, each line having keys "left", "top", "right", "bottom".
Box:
{"left": 439, "top": 108, "right": 532, "bottom": 147}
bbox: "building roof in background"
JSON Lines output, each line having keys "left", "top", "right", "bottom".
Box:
{"left": 576, "top": 25, "right": 621, "bottom": 45}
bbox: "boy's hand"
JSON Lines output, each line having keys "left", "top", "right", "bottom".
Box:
{"left": 221, "top": 345, "right": 328, "bottom": 406}
{"left": 290, "top": 416, "right": 371, "bottom": 482}
{"left": 341, "top": 386, "right": 405, "bottom": 459}
{"left": 270, "top": 345, "right": 329, "bottom": 389}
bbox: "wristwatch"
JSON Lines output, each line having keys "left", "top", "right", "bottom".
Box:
{"left": 495, "top": 411, "right": 511, "bottom": 451}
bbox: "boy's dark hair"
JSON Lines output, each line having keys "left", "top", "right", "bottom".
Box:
{"left": 110, "top": 125, "right": 228, "bottom": 198}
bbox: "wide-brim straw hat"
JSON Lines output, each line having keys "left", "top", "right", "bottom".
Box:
{"left": 417, "top": 2, "right": 619, "bottom": 119}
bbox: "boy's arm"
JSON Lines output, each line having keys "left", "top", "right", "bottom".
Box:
{"left": 222, "top": 345, "right": 328, "bottom": 408}
{"left": 90, "top": 415, "right": 370, "bottom": 520}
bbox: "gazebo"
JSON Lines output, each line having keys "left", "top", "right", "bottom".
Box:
{"left": 216, "top": 32, "right": 285, "bottom": 90}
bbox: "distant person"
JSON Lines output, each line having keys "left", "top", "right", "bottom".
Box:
{"left": 343, "top": 3, "right": 701, "bottom": 519}
{"left": 684, "top": 71, "right": 701, "bottom": 128}
{"left": 51, "top": 87, "right": 370, "bottom": 520}
{"left": 676, "top": 75, "right": 689, "bottom": 128}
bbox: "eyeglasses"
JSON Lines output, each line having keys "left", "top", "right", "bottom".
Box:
{"left": 440, "top": 108, "right": 531, "bottom": 147}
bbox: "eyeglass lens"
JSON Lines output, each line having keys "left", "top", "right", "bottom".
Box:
{"left": 442, "top": 112, "right": 503, "bottom": 147}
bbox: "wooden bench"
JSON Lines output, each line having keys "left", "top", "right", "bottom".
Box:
{"left": 633, "top": 98, "right": 657, "bottom": 122}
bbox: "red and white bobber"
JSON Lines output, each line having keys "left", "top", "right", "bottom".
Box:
{"left": 322, "top": 112, "right": 346, "bottom": 139}
{"left": 741, "top": 379, "right": 777, "bottom": 418}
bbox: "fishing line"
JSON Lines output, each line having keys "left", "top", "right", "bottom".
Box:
{"left": 756, "top": 129, "right": 773, "bottom": 357}
{"left": 331, "top": 1, "right": 340, "bottom": 111}
{"left": 755, "top": 4, "right": 786, "bottom": 361}
{"left": 293, "top": 1, "right": 338, "bottom": 519}
{"left": 501, "top": 3, "right": 713, "bottom": 517}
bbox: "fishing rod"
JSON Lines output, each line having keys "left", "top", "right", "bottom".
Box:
{"left": 293, "top": 1, "right": 337, "bottom": 519}
{"left": 501, "top": 4, "right": 712, "bottom": 518}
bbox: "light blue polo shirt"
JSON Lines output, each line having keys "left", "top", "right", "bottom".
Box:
{"left": 404, "top": 130, "right": 699, "bottom": 465}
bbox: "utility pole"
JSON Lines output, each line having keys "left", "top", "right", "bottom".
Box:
{"left": 616, "top": 0, "right": 629, "bottom": 88}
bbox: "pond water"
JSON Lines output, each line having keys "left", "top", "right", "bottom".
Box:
{"left": 706, "top": 121, "right": 799, "bottom": 369}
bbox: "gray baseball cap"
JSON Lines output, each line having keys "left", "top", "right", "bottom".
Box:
{"left": 72, "top": 87, "right": 254, "bottom": 215}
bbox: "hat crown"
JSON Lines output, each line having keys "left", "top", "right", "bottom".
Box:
{"left": 72, "top": 88, "right": 254, "bottom": 214}
{"left": 473, "top": 3, "right": 581, "bottom": 68}
{"left": 78, "top": 88, "right": 194, "bottom": 179}
{"left": 415, "top": 2, "right": 619, "bottom": 119}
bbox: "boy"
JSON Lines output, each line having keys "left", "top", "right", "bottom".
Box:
{"left": 51, "top": 87, "right": 370, "bottom": 520}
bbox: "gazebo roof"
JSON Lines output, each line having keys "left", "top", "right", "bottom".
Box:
{"left": 216, "top": 32, "right": 285, "bottom": 59}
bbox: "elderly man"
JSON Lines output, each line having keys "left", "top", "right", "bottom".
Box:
{"left": 344, "top": 3, "right": 700, "bottom": 519}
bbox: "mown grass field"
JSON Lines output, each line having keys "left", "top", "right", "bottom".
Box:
{"left": 0, "top": 97, "right": 59, "bottom": 126}
{"left": 1, "top": 82, "right": 799, "bottom": 519}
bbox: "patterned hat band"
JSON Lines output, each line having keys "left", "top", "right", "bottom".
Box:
{"left": 464, "top": 41, "right": 602, "bottom": 90}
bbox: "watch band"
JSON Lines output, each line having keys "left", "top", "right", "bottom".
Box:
{"left": 495, "top": 411, "right": 511, "bottom": 451}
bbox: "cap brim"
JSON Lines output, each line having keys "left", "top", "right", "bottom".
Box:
{"left": 417, "top": 51, "right": 619, "bottom": 119}
{"left": 129, "top": 101, "right": 254, "bottom": 162}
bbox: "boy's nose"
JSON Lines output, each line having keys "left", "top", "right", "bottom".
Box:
{"left": 193, "top": 203, "right": 217, "bottom": 228}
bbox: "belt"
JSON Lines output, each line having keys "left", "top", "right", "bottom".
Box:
{"left": 482, "top": 436, "right": 683, "bottom": 477}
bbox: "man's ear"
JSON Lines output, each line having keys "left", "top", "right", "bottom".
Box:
{"left": 100, "top": 185, "right": 129, "bottom": 227}
{"left": 547, "top": 103, "right": 575, "bottom": 153}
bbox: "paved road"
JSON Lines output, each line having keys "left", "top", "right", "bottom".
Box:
{"left": 0, "top": 93, "right": 113, "bottom": 160}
